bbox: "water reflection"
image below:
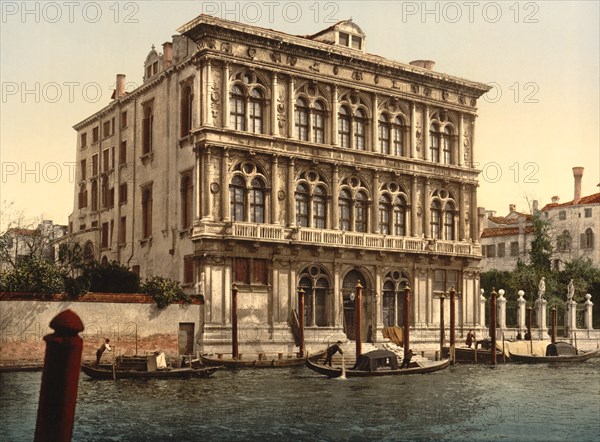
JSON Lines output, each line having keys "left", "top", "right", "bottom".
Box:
{"left": 0, "top": 359, "right": 598, "bottom": 441}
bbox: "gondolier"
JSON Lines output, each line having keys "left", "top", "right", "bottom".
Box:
{"left": 324, "top": 341, "right": 344, "bottom": 366}
{"left": 96, "top": 339, "right": 112, "bottom": 366}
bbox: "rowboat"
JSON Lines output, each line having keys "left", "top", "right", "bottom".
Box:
{"left": 509, "top": 343, "right": 599, "bottom": 364}
{"left": 200, "top": 351, "right": 325, "bottom": 368}
{"left": 81, "top": 363, "right": 220, "bottom": 379}
{"left": 306, "top": 349, "right": 450, "bottom": 378}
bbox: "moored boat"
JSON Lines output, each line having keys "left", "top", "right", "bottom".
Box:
{"left": 306, "top": 349, "right": 450, "bottom": 378}
{"left": 509, "top": 342, "right": 599, "bottom": 364}
{"left": 81, "top": 363, "right": 220, "bottom": 379}
{"left": 200, "top": 351, "right": 325, "bottom": 368}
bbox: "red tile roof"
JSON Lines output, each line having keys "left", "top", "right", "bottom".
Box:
{"left": 541, "top": 192, "right": 600, "bottom": 211}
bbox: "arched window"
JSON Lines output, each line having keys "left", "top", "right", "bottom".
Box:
{"left": 442, "top": 126, "right": 452, "bottom": 164}
{"left": 582, "top": 228, "right": 594, "bottom": 249}
{"left": 338, "top": 106, "right": 351, "bottom": 148}
{"left": 378, "top": 114, "right": 391, "bottom": 154}
{"left": 379, "top": 194, "right": 392, "bottom": 234}
{"left": 249, "top": 88, "right": 264, "bottom": 134}
{"left": 312, "top": 101, "right": 325, "bottom": 144}
{"left": 142, "top": 104, "right": 153, "bottom": 154}
{"left": 430, "top": 123, "right": 440, "bottom": 163}
{"left": 295, "top": 183, "right": 310, "bottom": 227}
{"left": 382, "top": 281, "right": 396, "bottom": 326}
{"left": 295, "top": 98, "right": 309, "bottom": 141}
{"left": 431, "top": 200, "right": 442, "bottom": 239}
{"left": 180, "top": 174, "right": 193, "bottom": 229}
{"left": 249, "top": 178, "right": 265, "bottom": 223}
{"left": 142, "top": 186, "right": 153, "bottom": 238}
{"left": 354, "top": 109, "right": 366, "bottom": 150}
{"left": 180, "top": 84, "right": 193, "bottom": 136}
{"left": 339, "top": 189, "right": 352, "bottom": 231}
{"left": 355, "top": 191, "right": 368, "bottom": 232}
{"left": 298, "top": 265, "right": 331, "bottom": 327}
{"left": 444, "top": 201, "right": 455, "bottom": 240}
{"left": 393, "top": 117, "right": 404, "bottom": 156}
{"left": 230, "top": 175, "right": 246, "bottom": 221}
{"left": 91, "top": 180, "right": 98, "bottom": 211}
{"left": 229, "top": 85, "right": 245, "bottom": 131}
{"left": 557, "top": 230, "right": 571, "bottom": 252}
{"left": 299, "top": 276, "right": 313, "bottom": 326}
{"left": 393, "top": 196, "right": 407, "bottom": 236}
{"left": 313, "top": 186, "right": 327, "bottom": 229}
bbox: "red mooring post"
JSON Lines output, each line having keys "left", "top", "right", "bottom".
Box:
{"left": 34, "top": 309, "right": 84, "bottom": 442}
{"left": 551, "top": 306, "right": 557, "bottom": 345}
{"left": 231, "top": 283, "right": 239, "bottom": 359}
{"left": 355, "top": 281, "right": 363, "bottom": 358}
{"left": 298, "top": 287, "right": 305, "bottom": 357}
{"left": 439, "top": 293, "right": 446, "bottom": 354}
{"left": 490, "top": 288, "right": 497, "bottom": 365}
{"left": 449, "top": 286, "right": 456, "bottom": 364}
{"left": 403, "top": 284, "right": 411, "bottom": 362}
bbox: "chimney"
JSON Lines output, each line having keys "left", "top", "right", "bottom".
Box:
{"left": 532, "top": 200, "right": 539, "bottom": 213}
{"left": 162, "top": 42, "right": 173, "bottom": 68}
{"left": 551, "top": 196, "right": 560, "bottom": 204}
{"left": 573, "top": 167, "right": 584, "bottom": 204}
{"left": 509, "top": 204, "right": 516, "bottom": 213}
{"left": 115, "top": 74, "right": 126, "bottom": 99}
{"left": 409, "top": 60, "right": 435, "bottom": 70}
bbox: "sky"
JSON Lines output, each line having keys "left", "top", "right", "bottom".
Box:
{"left": 1, "top": 0, "right": 599, "bottom": 229}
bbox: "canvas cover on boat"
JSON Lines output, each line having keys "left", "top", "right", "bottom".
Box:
{"left": 545, "top": 342, "right": 577, "bottom": 356}
{"left": 352, "top": 350, "right": 398, "bottom": 371}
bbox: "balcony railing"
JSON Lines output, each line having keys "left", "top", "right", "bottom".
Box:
{"left": 194, "top": 221, "right": 482, "bottom": 257}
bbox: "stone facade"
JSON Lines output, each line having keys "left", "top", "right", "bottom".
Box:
{"left": 64, "top": 16, "right": 490, "bottom": 352}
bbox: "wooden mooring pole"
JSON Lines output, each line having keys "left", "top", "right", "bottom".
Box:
{"left": 490, "top": 288, "right": 497, "bottom": 365}
{"left": 298, "top": 287, "right": 305, "bottom": 357}
{"left": 355, "top": 281, "right": 363, "bottom": 358}
{"left": 34, "top": 309, "right": 84, "bottom": 442}
{"left": 232, "top": 283, "right": 239, "bottom": 359}
{"left": 403, "top": 284, "right": 411, "bottom": 362}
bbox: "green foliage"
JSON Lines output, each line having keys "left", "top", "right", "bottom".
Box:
{"left": 141, "top": 276, "right": 191, "bottom": 309}
{"left": 529, "top": 214, "right": 553, "bottom": 272}
{"left": 0, "top": 256, "right": 65, "bottom": 296}
{"left": 86, "top": 261, "right": 140, "bottom": 293}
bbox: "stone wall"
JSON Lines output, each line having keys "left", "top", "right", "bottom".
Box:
{"left": 0, "top": 293, "right": 202, "bottom": 364}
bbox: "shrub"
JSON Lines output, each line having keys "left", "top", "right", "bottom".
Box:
{"left": 141, "top": 276, "right": 191, "bottom": 309}
{"left": 0, "top": 256, "right": 65, "bottom": 296}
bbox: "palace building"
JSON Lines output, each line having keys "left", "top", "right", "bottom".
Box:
{"left": 67, "top": 15, "right": 490, "bottom": 352}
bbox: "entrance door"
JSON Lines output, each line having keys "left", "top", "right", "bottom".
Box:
{"left": 178, "top": 323, "right": 195, "bottom": 355}
{"left": 342, "top": 270, "right": 369, "bottom": 341}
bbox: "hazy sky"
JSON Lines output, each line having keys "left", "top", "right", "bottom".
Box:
{"left": 1, "top": 1, "right": 598, "bottom": 229}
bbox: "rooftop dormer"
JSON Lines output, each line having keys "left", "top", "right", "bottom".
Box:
{"left": 309, "top": 19, "right": 366, "bottom": 53}
{"left": 144, "top": 45, "right": 161, "bottom": 82}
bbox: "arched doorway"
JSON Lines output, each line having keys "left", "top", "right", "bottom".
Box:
{"left": 342, "top": 269, "right": 372, "bottom": 341}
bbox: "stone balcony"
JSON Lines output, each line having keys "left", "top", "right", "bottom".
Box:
{"left": 192, "top": 221, "right": 482, "bottom": 258}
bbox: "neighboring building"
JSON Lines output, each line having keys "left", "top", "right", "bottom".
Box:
{"left": 543, "top": 168, "right": 600, "bottom": 270}
{"left": 481, "top": 167, "right": 600, "bottom": 272}
{"left": 65, "top": 15, "right": 490, "bottom": 351}
{"left": 0, "top": 220, "right": 67, "bottom": 269}
{"left": 480, "top": 205, "right": 534, "bottom": 271}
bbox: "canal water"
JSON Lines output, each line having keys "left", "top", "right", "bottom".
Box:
{"left": 1, "top": 359, "right": 599, "bottom": 442}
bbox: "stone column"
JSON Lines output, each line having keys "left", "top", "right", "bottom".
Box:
{"left": 221, "top": 148, "right": 229, "bottom": 221}
{"left": 286, "top": 159, "right": 295, "bottom": 226}
{"left": 372, "top": 94, "right": 378, "bottom": 153}
{"left": 458, "top": 113, "right": 464, "bottom": 167}
{"left": 411, "top": 176, "right": 418, "bottom": 236}
{"left": 470, "top": 184, "right": 478, "bottom": 241}
{"left": 195, "top": 65, "right": 202, "bottom": 129}
{"left": 459, "top": 184, "right": 466, "bottom": 241}
{"left": 222, "top": 62, "right": 230, "bottom": 129}
{"left": 470, "top": 117, "right": 476, "bottom": 168}
{"left": 372, "top": 172, "right": 379, "bottom": 233}
{"left": 516, "top": 290, "right": 526, "bottom": 333}
{"left": 195, "top": 147, "right": 203, "bottom": 221}
{"left": 331, "top": 86, "right": 338, "bottom": 146}
{"left": 332, "top": 164, "right": 339, "bottom": 230}
{"left": 584, "top": 294, "right": 593, "bottom": 330}
{"left": 271, "top": 72, "right": 279, "bottom": 136}
{"left": 566, "top": 299, "right": 577, "bottom": 337}
{"left": 204, "top": 147, "right": 213, "bottom": 220}
{"left": 287, "top": 76, "right": 295, "bottom": 138}
{"left": 535, "top": 297, "right": 547, "bottom": 338}
{"left": 202, "top": 61, "right": 212, "bottom": 127}
{"left": 271, "top": 156, "right": 279, "bottom": 224}
{"left": 497, "top": 289, "right": 507, "bottom": 330}
{"left": 423, "top": 105, "right": 430, "bottom": 161}
{"left": 424, "top": 178, "right": 431, "bottom": 238}
{"left": 410, "top": 102, "right": 417, "bottom": 159}
{"left": 479, "top": 289, "right": 486, "bottom": 329}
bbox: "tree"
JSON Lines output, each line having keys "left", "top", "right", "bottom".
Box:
{"left": 529, "top": 213, "right": 553, "bottom": 273}
{"left": 141, "top": 276, "right": 191, "bottom": 309}
{"left": 0, "top": 255, "right": 65, "bottom": 296}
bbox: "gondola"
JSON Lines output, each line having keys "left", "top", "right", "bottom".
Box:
{"left": 305, "top": 349, "right": 450, "bottom": 378}
{"left": 200, "top": 350, "right": 325, "bottom": 368}
{"left": 509, "top": 345, "right": 599, "bottom": 364}
{"left": 81, "top": 362, "right": 220, "bottom": 379}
